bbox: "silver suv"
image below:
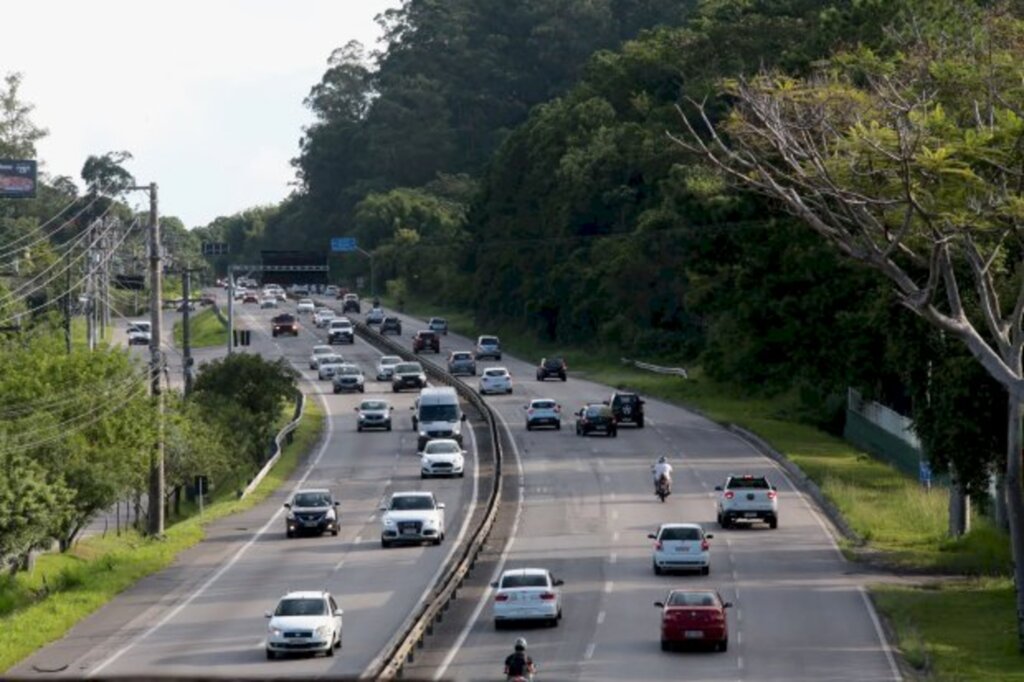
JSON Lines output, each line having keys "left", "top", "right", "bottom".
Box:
{"left": 447, "top": 350, "right": 477, "bottom": 376}
{"left": 475, "top": 335, "right": 501, "bottom": 360}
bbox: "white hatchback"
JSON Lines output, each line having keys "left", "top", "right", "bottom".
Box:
{"left": 649, "top": 523, "right": 713, "bottom": 575}
{"left": 317, "top": 355, "right": 346, "bottom": 380}
{"left": 479, "top": 367, "right": 512, "bottom": 395}
{"left": 420, "top": 439, "right": 465, "bottom": 478}
{"left": 297, "top": 298, "right": 316, "bottom": 314}
{"left": 265, "top": 591, "right": 343, "bottom": 659}
{"left": 309, "top": 345, "right": 334, "bottom": 369}
{"left": 491, "top": 568, "right": 563, "bottom": 628}
{"left": 376, "top": 355, "right": 403, "bottom": 380}
{"left": 525, "top": 398, "right": 561, "bottom": 430}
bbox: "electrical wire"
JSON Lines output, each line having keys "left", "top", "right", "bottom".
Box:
{"left": 0, "top": 371, "right": 149, "bottom": 419}
{"left": 0, "top": 188, "right": 112, "bottom": 263}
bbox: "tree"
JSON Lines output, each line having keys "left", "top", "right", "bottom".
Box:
{"left": 0, "top": 72, "right": 47, "bottom": 158}
{"left": 81, "top": 151, "right": 135, "bottom": 197}
{"left": 677, "top": 1, "right": 1024, "bottom": 649}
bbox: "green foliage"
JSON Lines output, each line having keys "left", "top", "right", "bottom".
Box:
{"left": 0, "top": 72, "right": 47, "bottom": 158}
{"left": 172, "top": 308, "right": 228, "bottom": 348}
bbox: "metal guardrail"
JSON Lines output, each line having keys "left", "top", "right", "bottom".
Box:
{"left": 621, "top": 356, "right": 689, "bottom": 378}
{"left": 240, "top": 392, "right": 306, "bottom": 499}
{"left": 354, "top": 321, "right": 503, "bottom": 680}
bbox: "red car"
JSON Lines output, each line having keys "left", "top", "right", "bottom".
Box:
{"left": 413, "top": 330, "right": 440, "bottom": 353}
{"left": 655, "top": 590, "right": 732, "bottom": 652}
{"left": 243, "top": 293, "right": 259, "bottom": 304}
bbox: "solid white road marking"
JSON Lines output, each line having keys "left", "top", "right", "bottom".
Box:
{"left": 354, "top": 535, "right": 362, "bottom": 544}
{"left": 604, "top": 581, "right": 614, "bottom": 593}
{"left": 609, "top": 553, "right": 618, "bottom": 565}
{"left": 597, "top": 611, "right": 606, "bottom": 625}
{"left": 333, "top": 558, "right": 347, "bottom": 572}
{"left": 860, "top": 587, "right": 903, "bottom": 680}
{"left": 613, "top": 531, "right": 620, "bottom": 542}
{"left": 738, "top": 656, "right": 744, "bottom": 670}
{"left": 584, "top": 643, "right": 596, "bottom": 660}
{"left": 88, "top": 385, "right": 335, "bottom": 677}
{"left": 611, "top": 509, "right": 619, "bottom": 520}
{"left": 737, "top": 631, "right": 742, "bottom": 645}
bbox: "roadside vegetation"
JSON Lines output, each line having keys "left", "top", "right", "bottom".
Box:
{"left": 0, "top": 398, "right": 323, "bottom": 673}
{"left": 172, "top": 307, "right": 228, "bottom": 348}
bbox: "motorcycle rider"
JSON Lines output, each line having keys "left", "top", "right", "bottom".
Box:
{"left": 652, "top": 455, "right": 673, "bottom": 495}
{"left": 504, "top": 637, "right": 536, "bottom": 681}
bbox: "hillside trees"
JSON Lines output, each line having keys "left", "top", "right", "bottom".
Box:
{"left": 678, "top": 1, "right": 1024, "bottom": 648}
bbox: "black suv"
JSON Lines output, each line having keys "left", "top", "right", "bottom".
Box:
{"left": 381, "top": 316, "right": 402, "bottom": 335}
{"left": 609, "top": 391, "right": 645, "bottom": 428}
{"left": 536, "top": 357, "right": 567, "bottom": 381}
{"left": 271, "top": 313, "right": 299, "bottom": 337}
{"left": 413, "top": 330, "right": 440, "bottom": 353}
{"left": 575, "top": 404, "right": 617, "bottom": 437}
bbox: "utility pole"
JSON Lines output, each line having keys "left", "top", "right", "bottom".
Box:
{"left": 86, "top": 220, "right": 96, "bottom": 351}
{"left": 134, "top": 182, "right": 164, "bottom": 538}
{"left": 226, "top": 266, "right": 234, "bottom": 356}
{"left": 63, "top": 267, "right": 72, "bottom": 354}
{"left": 181, "top": 266, "right": 198, "bottom": 396}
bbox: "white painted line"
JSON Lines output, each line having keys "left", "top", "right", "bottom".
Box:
{"left": 354, "top": 535, "right": 362, "bottom": 544}
{"left": 333, "top": 558, "right": 347, "bottom": 572}
{"left": 584, "top": 643, "right": 596, "bottom": 660}
{"left": 737, "top": 631, "right": 742, "bottom": 645}
{"left": 613, "top": 531, "right": 620, "bottom": 542}
{"left": 737, "top": 609, "right": 743, "bottom": 623}
{"left": 611, "top": 509, "right": 619, "bottom": 521}
{"left": 860, "top": 587, "right": 903, "bottom": 680}
{"left": 88, "top": 386, "right": 336, "bottom": 677}
{"left": 597, "top": 611, "right": 606, "bottom": 625}
{"left": 738, "top": 656, "right": 744, "bottom": 670}
{"left": 609, "top": 553, "right": 618, "bottom": 565}
{"left": 367, "top": 514, "right": 376, "bottom": 522}
{"left": 604, "top": 581, "right": 614, "bottom": 593}
{"left": 732, "top": 569, "right": 738, "bottom": 581}
{"left": 433, "top": 410, "right": 524, "bottom": 681}
{"left": 256, "top": 637, "right": 266, "bottom": 649}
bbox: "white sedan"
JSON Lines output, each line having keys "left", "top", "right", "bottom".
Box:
{"left": 479, "top": 367, "right": 513, "bottom": 395}
{"left": 376, "top": 355, "right": 403, "bottom": 380}
{"left": 649, "top": 523, "right": 713, "bottom": 575}
{"left": 265, "top": 590, "right": 343, "bottom": 659}
{"left": 297, "top": 298, "right": 316, "bottom": 314}
{"left": 420, "top": 439, "right": 465, "bottom": 478}
{"left": 491, "top": 568, "right": 563, "bottom": 628}
{"left": 314, "top": 309, "right": 336, "bottom": 328}
{"left": 318, "top": 355, "right": 346, "bottom": 380}
{"left": 309, "top": 345, "right": 334, "bottom": 369}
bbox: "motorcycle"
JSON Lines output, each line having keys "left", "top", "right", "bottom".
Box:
{"left": 655, "top": 474, "right": 671, "bottom": 502}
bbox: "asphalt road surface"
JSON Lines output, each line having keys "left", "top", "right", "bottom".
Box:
{"left": 10, "top": 292, "right": 486, "bottom": 679}
{"left": 370, "top": 307, "right": 902, "bottom": 682}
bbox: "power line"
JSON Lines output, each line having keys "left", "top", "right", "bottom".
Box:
{"left": 0, "top": 186, "right": 113, "bottom": 262}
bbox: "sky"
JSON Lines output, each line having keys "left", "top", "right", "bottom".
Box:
{"left": 0, "top": 0, "right": 399, "bottom": 228}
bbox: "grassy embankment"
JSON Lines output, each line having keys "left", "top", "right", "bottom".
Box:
{"left": 172, "top": 308, "right": 228, "bottom": 348}
{"left": 387, "top": 294, "right": 1017, "bottom": 680}
{"left": 0, "top": 398, "right": 324, "bottom": 673}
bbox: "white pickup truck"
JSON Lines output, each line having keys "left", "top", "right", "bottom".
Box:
{"left": 715, "top": 475, "right": 778, "bottom": 529}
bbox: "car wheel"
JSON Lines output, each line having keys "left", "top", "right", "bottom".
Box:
{"left": 556, "top": 422, "right": 561, "bottom": 430}
{"left": 266, "top": 649, "right": 276, "bottom": 660}
{"left": 359, "top": 386, "right": 365, "bottom": 393}
{"left": 386, "top": 422, "right": 392, "bottom": 431}
{"left": 326, "top": 636, "right": 335, "bottom": 657}
{"left": 769, "top": 516, "right": 779, "bottom": 529}
{"left": 459, "top": 471, "right": 465, "bottom": 478}
{"left": 433, "top": 536, "right": 442, "bottom": 546}
{"left": 333, "top": 387, "right": 341, "bottom": 394}
{"left": 611, "top": 429, "right": 618, "bottom": 438}
{"left": 653, "top": 562, "right": 662, "bottom": 575}
{"left": 637, "top": 417, "right": 645, "bottom": 428}
{"left": 549, "top": 616, "right": 559, "bottom": 628}
{"left": 381, "top": 538, "right": 391, "bottom": 548}
{"left": 357, "top": 425, "right": 363, "bottom": 432}
{"left": 286, "top": 530, "right": 293, "bottom": 539}
{"left": 494, "top": 620, "right": 504, "bottom": 631}
{"left": 721, "top": 515, "right": 731, "bottom": 529}
{"left": 718, "top": 638, "right": 729, "bottom": 652}
{"left": 701, "top": 565, "right": 710, "bottom": 576}
{"left": 526, "top": 423, "right": 532, "bottom": 431}
{"left": 508, "top": 387, "right": 513, "bottom": 394}
{"left": 660, "top": 640, "right": 671, "bottom": 652}
{"left": 421, "top": 472, "right": 428, "bottom": 479}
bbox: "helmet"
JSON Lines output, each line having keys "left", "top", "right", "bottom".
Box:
{"left": 657, "top": 456, "right": 667, "bottom": 464}
{"left": 514, "top": 637, "right": 527, "bottom": 651}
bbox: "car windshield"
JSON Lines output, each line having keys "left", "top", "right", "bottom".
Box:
{"left": 337, "top": 366, "right": 361, "bottom": 375}
{"left": 585, "top": 406, "right": 607, "bottom": 417}
{"left": 361, "top": 401, "right": 388, "bottom": 410}
{"left": 396, "top": 363, "right": 422, "bottom": 373}
{"left": 451, "top": 352, "right": 471, "bottom": 361}
{"left": 275, "top": 315, "right": 295, "bottom": 322}
{"left": 275, "top": 598, "right": 327, "bottom": 616}
{"left": 501, "top": 573, "right": 548, "bottom": 588}
{"left": 425, "top": 441, "right": 460, "bottom": 454}
{"left": 390, "top": 496, "right": 434, "bottom": 511}
{"left": 128, "top": 324, "right": 149, "bottom": 333}
{"left": 668, "top": 592, "right": 718, "bottom": 607}
{"left": 479, "top": 337, "right": 498, "bottom": 345}
{"left": 728, "top": 477, "right": 770, "bottom": 489}
{"left": 331, "top": 321, "right": 352, "bottom": 328}
{"left": 418, "top": 331, "right": 435, "bottom": 338}
{"left": 380, "top": 356, "right": 401, "bottom": 366}
{"left": 660, "top": 527, "right": 701, "bottom": 541}
{"left": 544, "top": 358, "right": 563, "bottom": 367}
{"left": 614, "top": 394, "right": 639, "bottom": 405}
{"left": 532, "top": 400, "right": 556, "bottom": 409}
{"left": 299, "top": 299, "right": 313, "bottom": 304}
{"left": 484, "top": 369, "right": 506, "bottom": 377}
{"left": 420, "top": 404, "right": 458, "bottom": 422}
{"left": 313, "top": 347, "right": 332, "bottom": 355}
{"left": 322, "top": 356, "right": 344, "bottom": 365}
{"left": 431, "top": 318, "right": 446, "bottom": 324}
{"left": 294, "top": 492, "right": 332, "bottom": 507}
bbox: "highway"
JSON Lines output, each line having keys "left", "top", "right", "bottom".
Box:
{"left": 375, "top": 308, "right": 903, "bottom": 681}
{"left": 9, "top": 293, "right": 488, "bottom": 679}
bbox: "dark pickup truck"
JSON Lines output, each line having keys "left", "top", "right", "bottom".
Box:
{"left": 272, "top": 314, "right": 299, "bottom": 337}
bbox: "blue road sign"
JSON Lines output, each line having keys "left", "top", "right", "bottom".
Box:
{"left": 331, "top": 237, "right": 358, "bottom": 252}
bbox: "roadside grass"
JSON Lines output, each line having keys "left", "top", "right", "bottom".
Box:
{"left": 872, "top": 578, "right": 1023, "bottom": 681}
{"left": 172, "top": 308, "right": 228, "bottom": 348}
{"left": 0, "top": 397, "right": 324, "bottom": 673}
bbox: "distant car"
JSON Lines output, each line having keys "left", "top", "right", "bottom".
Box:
{"left": 317, "top": 355, "right": 346, "bottom": 380}
{"left": 297, "top": 298, "right": 316, "bottom": 314}
{"left": 342, "top": 294, "right": 360, "bottom": 314}
{"left": 356, "top": 399, "right": 393, "bottom": 431}
{"left": 260, "top": 296, "right": 278, "bottom": 309}
{"left": 376, "top": 355, "right": 402, "bottom": 380}
{"left": 265, "top": 591, "right": 343, "bottom": 659}
{"left": 524, "top": 399, "right": 561, "bottom": 430}
{"left": 127, "top": 321, "right": 151, "bottom": 346}
{"left": 491, "top": 568, "right": 563, "bottom": 629}
{"left": 177, "top": 300, "right": 197, "bottom": 312}
{"left": 413, "top": 330, "right": 440, "bottom": 353}
{"left": 392, "top": 361, "right": 427, "bottom": 392}
{"left": 284, "top": 488, "right": 339, "bottom": 538}
{"left": 275, "top": 290, "right": 288, "bottom": 302}
{"left": 366, "top": 308, "right": 385, "bottom": 325}
{"left": 309, "top": 344, "right": 334, "bottom": 369}
{"left": 649, "top": 523, "right": 713, "bottom": 575}
{"left": 715, "top": 475, "right": 778, "bottom": 529}
{"left": 379, "top": 491, "right": 445, "bottom": 547}
{"left": 293, "top": 285, "right": 310, "bottom": 297}
{"left": 272, "top": 313, "right": 299, "bottom": 337}
{"left": 610, "top": 390, "right": 645, "bottom": 428}
{"left": 428, "top": 317, "right": 448, "bottom": 335}
{"left": 654, "top": 590, "right": 731, "bottom": 652}
{"left": 380, "top": 316, "right": 402, "bottom": 335}
{"left": 420, "top": 439, "right": 465, "bottom": 478}
{"left": 243, "top": 293, "right": 259, "bottom": 304}
{"left": 200, "top": 295, "right": 215, "bottom": 306}
{"left": 328, "top": 319, "right": 354, "bottom": 345}
{"left": 536, "top": 357, "right": 567, "bottom": 381}
{"left": 475, "top": 335, "right": 501, "bottom": 360}
{"left": 324, "top": 285, "right": 339, "bottom": 297}
{"left": 479, "top": 367, "right": 512, "bottom": 395}
{"left": 447, "top": 351, "right": 476, "bottom": 376}
{"left": 332, "top": 364, "right": 365, "bottom": 393}
{"left": 575, "top": 403, "right": 617, "bottom": 437}
{"left": 314, "top": 309, "right": 336, "bottom": 328}
{"left": 233, "top": 288, "right": 248, "bottom": 301}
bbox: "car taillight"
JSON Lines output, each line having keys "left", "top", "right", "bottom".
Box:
{"left": 540, "top": 593, "right": 557, "bottom": 601}
{"left": 527, "top": 409, "right": 534, "bottom": 415}
{"left": 724, "top": 491, "right": 735, "bottom": 500}
{"left": 767, "top": 490, "right": 777, "bottom": 500}
{"left": 701, "top": 539, "right": 709, "bottom": 551}
{"left": 494, "top": 594, "right": 509, "bottom": 602}
{"left": 654, "top": 541, "right": 663, "bottom": 551}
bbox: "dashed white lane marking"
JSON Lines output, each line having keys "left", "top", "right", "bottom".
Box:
{"left": 597, "top": 611, "right": 606, "bottom": 625}
{"left": 738, "top": 656, "right": 744, "bottom": 670}
{"left": 737, "top": 631, "right": 743, "bottom": 645}
{"left": 609, "top": 491, "right": 616, "bottom": 500}
{"left": 611, "top": 509, "right": 619, "bottom": 520}
{"left": 256, "top": 638, "right": 266, "bottom": 649}
{"left": 612, "top": 531, "right": 620, "bottom": 542}
{"left": 732, "top": 569, "right": 738, "bottom": 581}
{"left": 609, "top": 553, "right": 618, "bottom": 564}
{"left": 584, "top": 643, "right": 596, "bottom": 660}
{"left": 604, "top": 581, "right": 614, "bottom": 593}
{"left": 333, "top": 558, "right": 347, "bottom": 572}
{"left": 737, "top": 609, "right": 743, "bottom": 623}
{"left": 353, "top": 535, "right": 362, "bottom": 544}
{"left": 602, "top": 474, "right": 612, "bottom": 483}
{"left": 367, "top": 514, "right": 376, "bottom": 522}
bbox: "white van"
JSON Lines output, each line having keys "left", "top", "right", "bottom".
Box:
{"left": 412, "top": 386, "right": 466, "bottom": 450}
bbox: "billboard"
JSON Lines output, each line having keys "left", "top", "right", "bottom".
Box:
{"left": 259, "top": 250, "right": 328, "bottom": 286}
{"left": 0, "top": 159, "right": 37, "bottom": 199}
